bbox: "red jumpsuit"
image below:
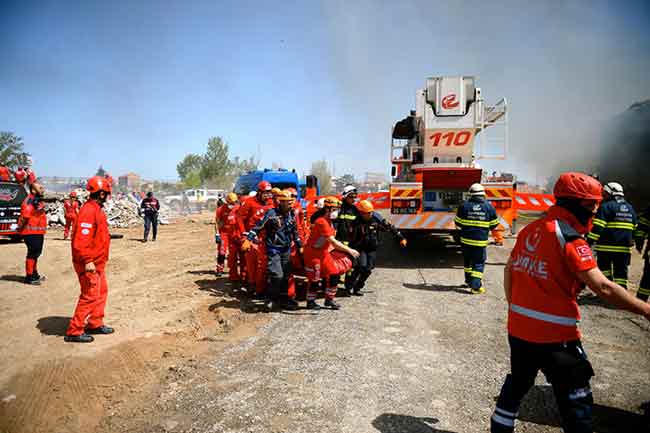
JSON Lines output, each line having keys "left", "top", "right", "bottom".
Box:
{"left": 66, "top": 200, "right": 111, "bottom": 336}
{"left": 63, "top": 199, "right": 80, "bottom": 239}
{"left": 238, "top": 197, "right": 273, "bottom": 293}
{"left": 303, "top": 216, "right": 341, "bottom": 301}
{"left": 19, "top": 194, "right": 47, "bottom": 278}
{"left": 216, "top": 203, "right": 244, "bottom": 281}
{"left": 0, "top": 166, "right": 10, "bottom": 181}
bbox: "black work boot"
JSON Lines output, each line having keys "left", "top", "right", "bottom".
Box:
{"left": 306, "top": 300, "right": 321, "bottom": 310}
{"left": 86, "top": 325, "right": 114, "bottom": 335}
{"left": 24, "top": 275, "right": 41, "bottom": 285}
{"left": 284, "top": 299, "right": 299, "bottom": 311}
{"left": 324, "top": 299, "right": 341, "bottom": 310}
{"left": 353, "top": 287, "right": 364, "bottom": 296}
{"left": 64, "top": 334, "right": 94, "bottom": 343}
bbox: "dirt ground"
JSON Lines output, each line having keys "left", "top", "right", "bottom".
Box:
{"left": 0, "top": 215, "right": 648, "bottom": 433}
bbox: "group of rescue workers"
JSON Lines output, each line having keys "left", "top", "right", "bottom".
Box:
{"left": 7, "top": 164, "right": 650, "bottom": 431}
{"left": 213, "top": 182, "right": 407, "bottom": 311}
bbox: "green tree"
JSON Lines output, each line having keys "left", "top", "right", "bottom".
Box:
{"left": 184, "top": 171, "right": 202, "bottom": 188}
{"left": 200, "top": 137, "right": 232, "bottom": 187}
{"left": 176, "top": 153, "right": 203, "bottom": 183}
{"left": 310, "top": 160, "right": 332, "bottom": 194}
{"left": 0, "top": 132, "right": 30, "bottom": 169}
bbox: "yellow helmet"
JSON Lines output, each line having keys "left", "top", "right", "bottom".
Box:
{"left": 226, "top": 192, "right": 238, "bottom": 204}
{"left": 276, "top": 190, "right": 293, "bottom": 201}
{"left": 323, "top": 196, "right": 341, "bottom": 207}
{"left": 357, "top": 200, "right": 374, "bottom": 213}
{"left": 271, "top": 187, "right": 282, "bottom": 196}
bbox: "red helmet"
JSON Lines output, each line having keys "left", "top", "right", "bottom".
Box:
{"left": 258, "top": 181, "right": 272, "bottom": 191}
{"left": 86, "top": 176, "right": 112, "bottom": 194}
{"left": 70, "top": 191, "right": 77, "bottom": 198}
{"left": 14, "top": 168, "right": 26, "bottom": 183}
{"left": 553, "top": 172, "right": 602, "bottom": 201}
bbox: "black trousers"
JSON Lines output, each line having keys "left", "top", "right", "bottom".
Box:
{"left": 492, "top": 335, "right": 594, "bottom": 433}
{"left": 638, "top": 254, "right": 650, "bottom": 301}
{"left": 462, "top": 245, "right": 486, "bottom": 290}
{"left": 144, "top": 214, "right": 158, "bottom": 240}
{"left": 24, "top": 234, "right": 44, "bottom": 259}
{"left": 346, "top": 250, "right": 376, "bottom": 291}
{"left": 596, "top": 251, "right": 630, "bottom": 288}
{"left": 267, "top": 250, "right": 292, "bottom": 301}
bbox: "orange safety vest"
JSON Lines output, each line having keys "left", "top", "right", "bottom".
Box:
{"left": 507, "top": 206, "right": 596, "bottom": 343}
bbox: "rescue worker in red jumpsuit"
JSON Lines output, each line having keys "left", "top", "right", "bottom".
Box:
{"left": 239, "top": 181, "right": 274, "bottom": 295}
{"left": 303, "top": 196, "right": 359, "bottom": 310}
{"left": 13, "top": 167, "right": 27, "bottom": 185}
{"left": 18, "top": 182, "right": 47, "bottom": 285}
{"left": 63, "top": 191, "right": 80, "bottom": 240}
{"left": 215, "top": 192, "right": 244, "bottom": 280}
{"left": 0, "top": 166, "right": 11, "bottom": 181}
{"left": 491, "top": 172, "right": 650, "bottom": 433}
{"left": 64, "top": 176, "right": 114, "bottom": 343}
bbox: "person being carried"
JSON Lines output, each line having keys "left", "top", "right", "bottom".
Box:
{"left": 245, "top": 190, "right": 302, "bottom": 310}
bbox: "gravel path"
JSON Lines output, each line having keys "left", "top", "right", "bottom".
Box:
{"left": 122, "top": 237, "right": 650, "bottom": 433}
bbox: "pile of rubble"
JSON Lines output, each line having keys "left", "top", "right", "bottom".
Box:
{"left": 45, "top": 192, "right": 172, "bottom": 229}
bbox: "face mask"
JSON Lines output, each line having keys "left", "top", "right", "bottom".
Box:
{"left": 556, "top": 198, "right": 596, "bottom": 228}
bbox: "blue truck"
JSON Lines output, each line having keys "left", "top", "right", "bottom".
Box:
{"left": 234, "top": 169, "right": 319, "bottom": 199}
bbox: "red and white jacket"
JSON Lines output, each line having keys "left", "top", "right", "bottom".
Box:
{"left": 72, "top": 200, "right": 110, "bottom": 269}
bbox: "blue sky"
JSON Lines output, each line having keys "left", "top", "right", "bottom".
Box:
{"left": 1, "top": 0, "right": 649, "bottom": 182}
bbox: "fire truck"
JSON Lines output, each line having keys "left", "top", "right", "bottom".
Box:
{"left": 0, "top": 180, "right": 28, "bottom": 240}
{"left": 389, "top": 75, "right": 514, "bottom": 240}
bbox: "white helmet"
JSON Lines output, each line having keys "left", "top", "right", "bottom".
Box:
{"left": 342, "top": 185, "right": 357, "bottom": 198}
{"left": 316, "top": 197, "right": 326, "bottom": 209}
{"left": 603, "top": 182, "right": 624, "bottom": 197}
{"left": 469, "top": 183, "right": 486, "bottom": 196}
{"left": 248, "top": 191, "right": 257, "bottom": 197}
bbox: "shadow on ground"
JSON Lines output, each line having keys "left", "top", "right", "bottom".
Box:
{"left": 376, "top": 234, "right": 464, "bottom": 270}
{"left": 403, "top": 282, "right": 471, "bottom": 295}
{"left": 372, "top": 414, "right": 457, "bottom": 433}
{"left": 577, "top": 292, "right": 618, "bottom": 310}
{"left": 0, "top": 274, "right": 25, "bottom": 283}
{"left": 192, "top": 272, "right": 269, "bottom": 314}
{"left": 517, "top": 385, "right": 647, "bottom": 432}
{"left": 36, "top": 316, "right": 70, "bottom": 336}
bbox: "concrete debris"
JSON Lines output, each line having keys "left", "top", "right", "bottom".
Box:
{"left": 45, "top": 191, "right": 172, "bottom": 228}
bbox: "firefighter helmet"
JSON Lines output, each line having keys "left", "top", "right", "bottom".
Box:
{"left": 323, "top": 196, "right": 341, "bottom": 207}
{"left": 342, "top": 185, "right": 358, "bottom": 198}
{"left": 469, "top": 183, "right": 486, "bottom": 196}
{"left": 277, "top": 190, "right": 293, "bottom": 201}
{"left": 603, "top": 182, "right": 624, "bottom": 197}
{"left": 86, "top": 176, "right": 111, "bottom": 194}
{"left": 70, "top": 191, "right": 77, "bottom": 198}
{"left": 357, "top": 200, "right": 374, "bottom": 213}
{"left": 553, "top": 172, "right": 602, "bottom": 201}
{"left": 258, "top": 181, "right": 272, "bottom": 191}
{"left": 287, "top": 187, "right": 298, "bottom": 197}
{"left": 226, "top": 192, "right": 238, "bottom": 204}
{"left": 271, "top": 187, "right": 282, "bottom": 196}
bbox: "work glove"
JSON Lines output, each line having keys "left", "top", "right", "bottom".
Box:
{"left": 400, "top": 238, "right": 408, "bottom": 248}
{"left": 215, "top": 234, "right": 221, "bottom": 244}
{"left": 241, "top": 239, "right": 252, "bottom": 252}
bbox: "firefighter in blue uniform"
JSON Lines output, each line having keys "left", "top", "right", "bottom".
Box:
{"left": 634, "top": 204, "right": 650, "bottom": 301}
{"left": 247, "top": 190, "right": 302, "bottom": 310}
{"left": 455, "top": 183, "right": 499, "bottom": 294}
{"left": 586, "top": 182, "right": 637, "bottom": 289}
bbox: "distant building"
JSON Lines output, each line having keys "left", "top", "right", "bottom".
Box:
{"left": 118, "top": 172, "right": 141, "bottom": 191}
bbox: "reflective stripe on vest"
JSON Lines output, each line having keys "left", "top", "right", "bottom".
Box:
{"left": 510, "top": 303, "right": 578, "bottom": 327}
{"left": 24, "top": 225, "right": 47, "bottom": 232}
